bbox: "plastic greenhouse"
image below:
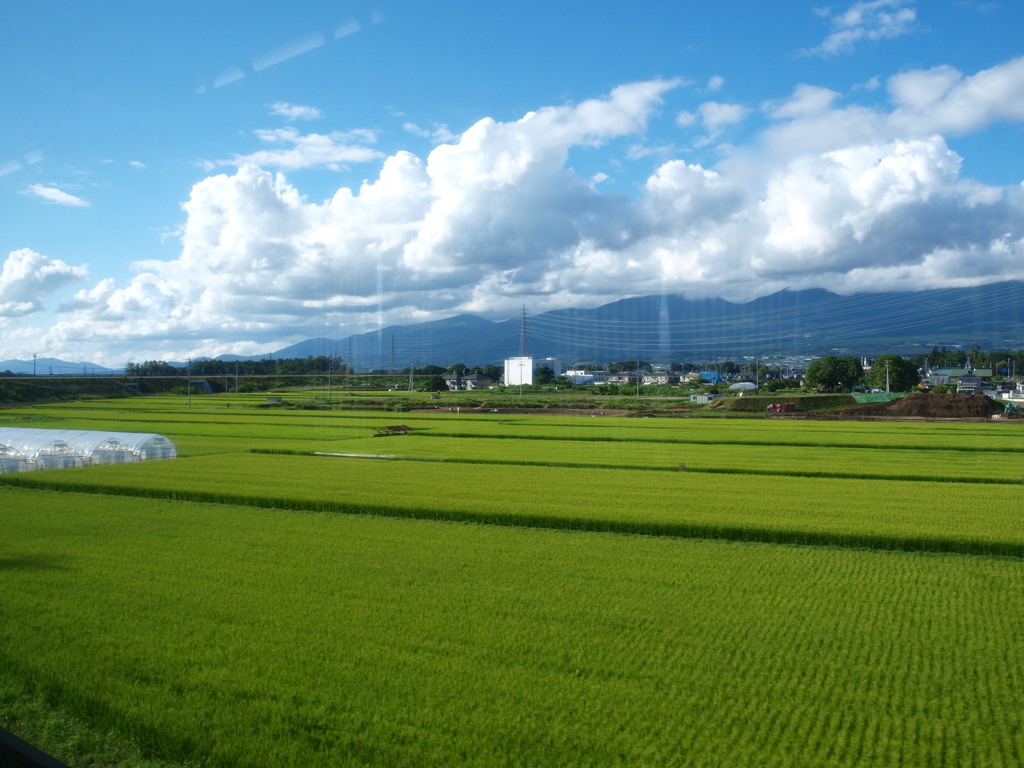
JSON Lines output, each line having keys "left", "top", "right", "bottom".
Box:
{"left": 0, "top": 428, "right": 176, "bottom": 474}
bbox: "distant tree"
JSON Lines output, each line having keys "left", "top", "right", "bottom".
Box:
{"left": 760, "top": 378, "right": 803, "bottom": 392}
{"left": 981, "top": 350, "right": 1023, "bottom": 377}
{"left": 864, "top": 354, "right": 919, "bottom": 392}
{"left": 534, "top": 367, "right": 555, "bottom": 386}
{"left": 969, "top": 343, "right": 983, "bottom": 366}
{"left": 719, "top": 361, "right": 739, "bottom": 376}
{"left": 446, "top": 363, "right": 468, "bottom": 375}
{"left": 419, "top": 364, "right": 446, "bottom": 375}
{"left": 595, "top": 383, "right": 630, "bottom": 395}
{"left": 608, "top": 361, "right": 653, "bottom": 374}
{"left": 929, "top": 346, "right": 967, "bottom": 368}
{"left": 134, "top": 360, "right": 179, "bottom": 376}
{"left": 421, "top": 375, "right": 448, "bottom": 392}
{"left": 907, "top": 353, "right": 927, "bottom": 371}
{"left": 805, "top": 356, "right": 863, "bottom": 392}
{"left": 479, "top": 364, "right": 502, "bottom": 381}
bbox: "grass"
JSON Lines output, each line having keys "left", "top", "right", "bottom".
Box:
{"left": 0, "top": 674, "right": 210, "bottom": 768}
{"left": 4, "top": 397, "right": 1024, "bottom": 766}
{"left": 8, "top": 399, "right": 1024, "bottom": 453}
{"left": 5, "top": 452, "right": 1024, "bottom": 556}
{"left": 3, "top": 486, "right": 1023, "bottom": 767}
{"left": 250, "top": 433, "right": 1024, "bottom": 483}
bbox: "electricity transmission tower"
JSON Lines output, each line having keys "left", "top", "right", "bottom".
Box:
{"left": 519, "top": 305, "right": 529, "bottom": 357}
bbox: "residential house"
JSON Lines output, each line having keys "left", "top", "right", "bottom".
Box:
{"left": 642, "top": 373, "right": 680, "bottom": 386}
{"left": 442, "top": 372, "right": 492, "bottom": 391}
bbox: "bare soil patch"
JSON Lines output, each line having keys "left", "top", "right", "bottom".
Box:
{"left": 814, "top": 393, "right": 1006, "bottom": 421}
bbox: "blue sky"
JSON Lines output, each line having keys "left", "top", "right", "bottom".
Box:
{"left": 2, "top": 0, "right": 1023, "bottom": 366}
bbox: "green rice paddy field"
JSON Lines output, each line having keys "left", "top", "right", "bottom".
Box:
{"left": 2, "top": 395, "right": 1024, "bottom": 767}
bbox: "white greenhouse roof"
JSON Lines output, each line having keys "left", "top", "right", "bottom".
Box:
{"left": 0, "top": 428, "right": 176, "bottom": 464}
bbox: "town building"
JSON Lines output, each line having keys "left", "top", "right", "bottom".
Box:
{"left": 563, "top": 369, "right": 607, "bottom": 385}
{"left": 504, "top": 357, "right": 561, "bottom": 386}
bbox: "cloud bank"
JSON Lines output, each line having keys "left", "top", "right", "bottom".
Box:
{"left": 12, "top": 58, "right": 1024, "bottom": 363}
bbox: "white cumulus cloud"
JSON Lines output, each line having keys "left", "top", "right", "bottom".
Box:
{"left": 215, "top": 127, "right": 384, "bottom": 171}
{"left": 767, "top": 84, "right": 841, "bottom": 120}
{"left": 887, "top": 56, "right": 1024, "bottom": 136}
{"left": 675, "top": 110, "right": 697, "bottom": 127}
{"left": 0, "top": 249, "right": 87, "bottom": 317}
{"left": 804, "top": 0, "right": 916, "bottom": 57}
{"left": 21, "top": 184, "right": 90, "bottom": 207}
{"left": 403, "top": 122, "right": 459, "bottom": 144}
{"left": 28, "top": 66, "right": 1024, "bottom": 364}
{"left": 696, "top": 102, "right": 749, "bottom": 143}
{"left": 269, "top": 102, "right": 324, "bottom": 121}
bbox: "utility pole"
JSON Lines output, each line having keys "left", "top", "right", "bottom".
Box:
{"left": 408, "top": 356, "right": 417, "bottom": 393}
{"left": 187, "top": 358, "right": 192, "bottom": 409}
{"left": 636, "top": 357, "right": 641, "bottom": 398}
{"left": 235, "top": 362, "right": 239, "bottom": 395}
{"left": 389, "top": 334, "right": 397, "bottom": 374}
{"left": 347, "top": 338, "right": 353, "bottom": 391}
{"left": 327, "top": 355, "right": 332, "bottom": 403}
{"left": 885, "top": 360, "right": 891, "bottom": 394}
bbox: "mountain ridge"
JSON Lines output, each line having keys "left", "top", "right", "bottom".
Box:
{"left": 4, "top": 282, "right": 1024, "bottom": 373}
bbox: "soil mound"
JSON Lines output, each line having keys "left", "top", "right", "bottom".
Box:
{"left": 852, "top": 392, "right": 1003, "bottom": 419}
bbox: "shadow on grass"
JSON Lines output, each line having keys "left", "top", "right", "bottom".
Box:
{"left": 0, "top": 554, "right": 71, "bottom": 572}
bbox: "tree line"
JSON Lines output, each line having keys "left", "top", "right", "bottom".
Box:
{"left": 927, "top": 345, "right": 1024, "bottom": 371}
{"left": 124, "top": 358, "right": 505, "bottom": 380}
{"left": 805, "top": 348, "right": 1024, "bottom": 393}
{"left": 123, "top": 347, "right": 1023, "bottom": 391}
{"left": 125, "top": 356, "right": 349, "bottom": 377}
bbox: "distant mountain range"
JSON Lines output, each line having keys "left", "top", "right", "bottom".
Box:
{"left": 0, "top": 356, "right": 120, "bottom": 376}
{"left": 249, "top": 281, "right": 1024, "bottom": 368}
{"left": 5, "top": 282, "right": 1024, "bottom": 374}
